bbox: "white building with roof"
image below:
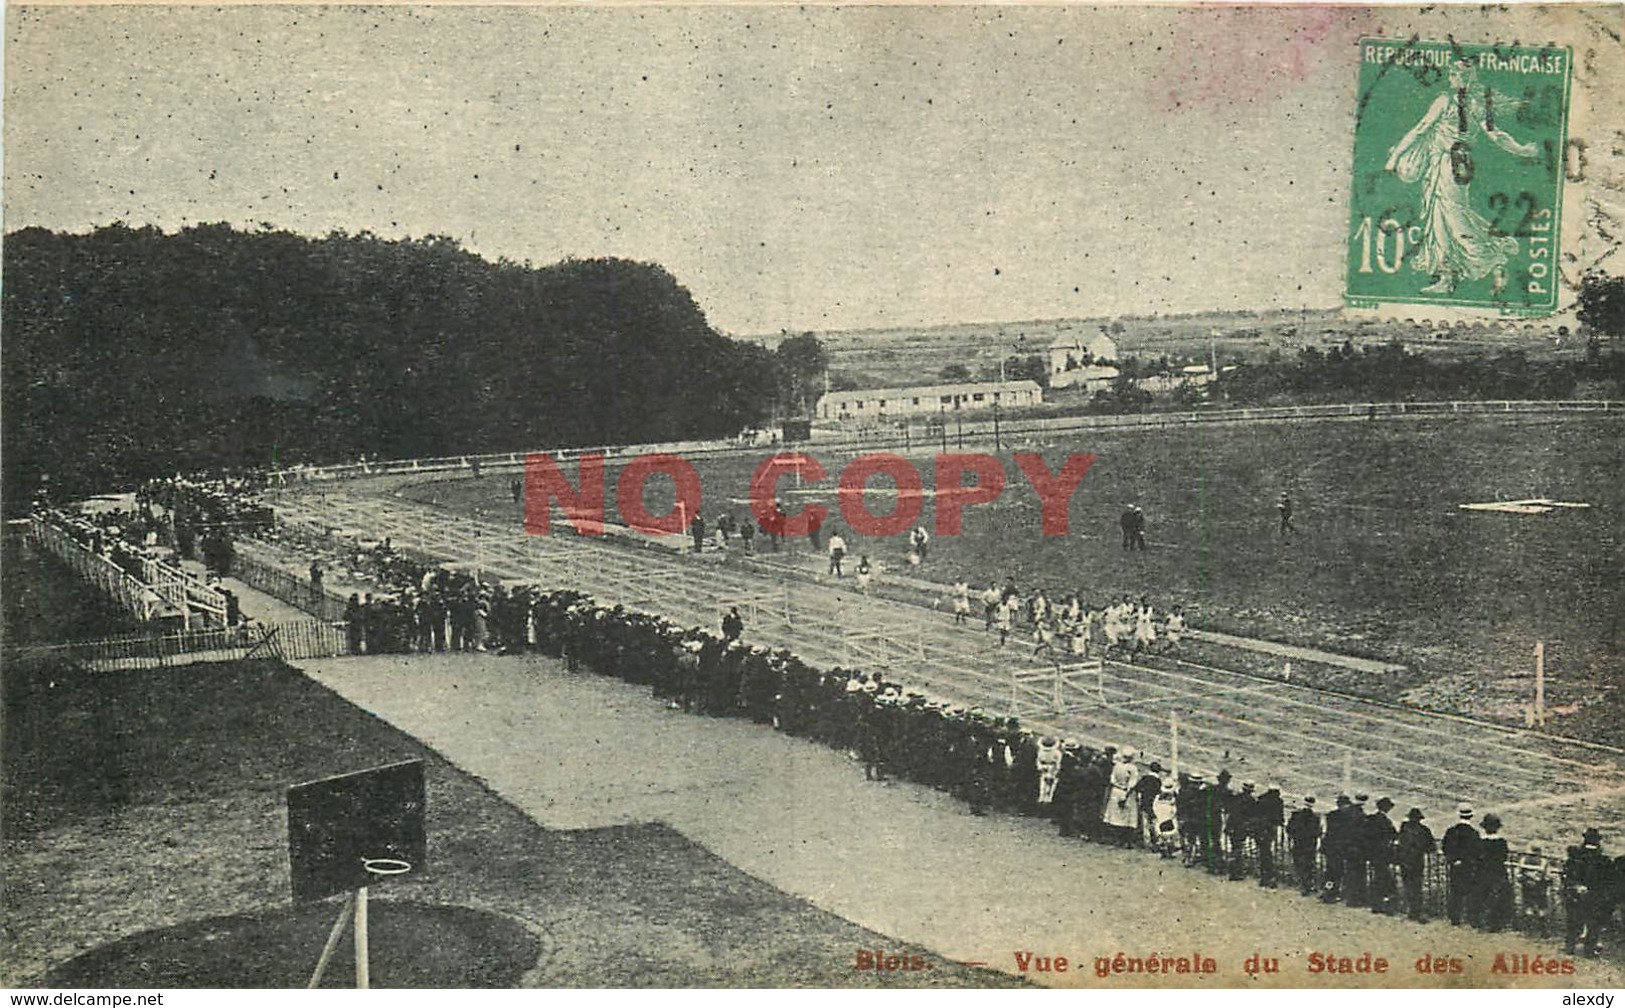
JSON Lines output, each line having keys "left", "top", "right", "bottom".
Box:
{"left": 1049, "top": 333, "right": 1119, "bottom": 387}
{"left": 815, "top": 380, "right": 1042, "bottom": 421}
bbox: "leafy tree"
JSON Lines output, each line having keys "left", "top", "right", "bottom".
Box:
{"left": 774, "top": 332, "right": 828, "bottom": 417}
{"left": 1107, "top": 372, "right": 1150, "bottom": 412}
{"left": 938, "top": 363, "right": 973, "bottom": 382}
{"left": 1000, "top": 354, "right": 1049, "bottom": 388}
{"left": 1577, "top": 273, "right": 1625, "bottom": 341}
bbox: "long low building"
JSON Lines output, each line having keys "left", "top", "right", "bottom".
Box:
{"left": 815, "top": 380, "right": 1042, "bottom": 421}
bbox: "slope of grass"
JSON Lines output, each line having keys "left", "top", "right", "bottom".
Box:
{"left": 1, "top": 655, "right": 1021, "bottom": 988}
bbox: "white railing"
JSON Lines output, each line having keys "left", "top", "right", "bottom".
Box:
{"left": 11, "top": 618, "right": 350, "bottom": 671}
{"left": 30, "top": 519, "right": 160, "bottom": 621}
{"left": 30, "top": 518, "right": 227, "bottom": 628}
{"left": 268, "top": 399, "right": 1621, "bottom": 483}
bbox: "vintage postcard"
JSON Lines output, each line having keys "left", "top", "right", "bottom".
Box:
{"left": 3, "top": 1, "right": 1624, "bottom": 995}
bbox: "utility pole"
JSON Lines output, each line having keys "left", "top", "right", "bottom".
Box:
{"left": 1533, "top": 640, "right": 1547, "bottom": 727}
{"left": 1170, "top": 712, "right": 1180, "bottom": 779}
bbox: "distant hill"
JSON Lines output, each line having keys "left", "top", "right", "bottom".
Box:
{"left": 756, "top": 310, "right": 1343, "bottom": 389}
{"left": 756, "top": 306, "right": 1581, "bottom": 390}
{"left": 2, "top": 224, "right": 775, "bottom": 503}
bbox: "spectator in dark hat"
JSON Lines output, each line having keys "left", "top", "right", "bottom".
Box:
{"left": 1564, "top": 828, "right": 1608, "bottom": 955}
{"left": 721, "top": 606, "right": 745, "bottom": 642}
{"left": 1253, "top": 783, "right": 1285, "bottom": 888}
{"left": 1365, "top": 797, "right": 1400, "bottom": 914}
{"left": 1321, "top": 794, "right": 1355, "bottom": 902}
{"left": 1287, "top": 796, "right": 1322, "bottom": 896}
{"left": 1225, "top": 780, "right": 1257, "bottom": 880}
{"left": 1200, "top": 770, "right": 1230, "bottom": 874}
{"left": 344, "top": 592, "right": 364, "bottom": 654}
{"left": 1177, "top": 773, "right": 1207, "bottom": 866}
{"left": 1475, "top": 813, "right": 1513, "bottom": 932}
{"left": 1134, "top": 761, "right": 1164, "bottom": 845}
{"left": 1442, "top": 805, "right": 1481, "bottom": 926}
{"left": 1396, "top": 808, "right": 1436, "bottom": 922}
{"left": 1342, "top": 794, "right": 1371, "bottom": 906}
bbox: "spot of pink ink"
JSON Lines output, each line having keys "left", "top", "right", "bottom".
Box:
{"left": 1152, "top": 7, "right": 1375, "bottom": 114}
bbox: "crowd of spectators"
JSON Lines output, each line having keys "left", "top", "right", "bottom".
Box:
{"left": 244, "top": 522, "right": 1621, "bottom": 955}
{"left": 136, "top": 473, "right": 273, "bottom": 533}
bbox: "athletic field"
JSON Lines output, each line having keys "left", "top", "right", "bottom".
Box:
{"left": 406, "top": 413, "right": 1624, "bottom": 703}
{"left": 269, "top": 412, "right": 1625, "bottom": 851}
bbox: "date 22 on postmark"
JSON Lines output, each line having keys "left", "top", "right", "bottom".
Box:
{"left": 1347, "top": 38, "right": 1571, "bottom": 316}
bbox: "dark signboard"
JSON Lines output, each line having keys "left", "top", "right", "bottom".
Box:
{"left": 287, "top": 759, "right": 426, "bottom": 902}
{"left": 782, "top": 419, "right": 812, "bottom": 444}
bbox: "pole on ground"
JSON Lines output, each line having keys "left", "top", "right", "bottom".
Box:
{"left": 354, "top": 886, "right": 370, "bottom": 990}
{"left": 1534, "top": 640, "right": 1546, "bottom": 726}
{"left": 1170, "top": 712, "right": 1180, "bottom": 779}
{"left": 305, "top": 892, "right": 357, "bottom": 989}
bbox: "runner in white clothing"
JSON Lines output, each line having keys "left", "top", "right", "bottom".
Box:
{"left": 1162, "top": 608, "right": 1186, "bottom": 654}
{"left": 827, "top": 533, "right": 847, "bottom": 576}
{"left": 951, "top": 579, "right": 971, "bottom": 625}
{"left": 1132, "top": 602, "right": 1157, "bottom": 661}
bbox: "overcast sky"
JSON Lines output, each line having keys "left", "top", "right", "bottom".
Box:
{"left": 5, "top": 5, "right": 1619, "bottom": 334}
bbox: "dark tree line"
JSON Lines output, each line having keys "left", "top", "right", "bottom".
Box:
{"left": 1213, "top": 339, "right": 1625, "bottom": 406}
{"left": 3, "top": 223, "right": 778, "bottom": 504}
{"left": 1577, "top": 272, "right": 1625, "bottom": 340}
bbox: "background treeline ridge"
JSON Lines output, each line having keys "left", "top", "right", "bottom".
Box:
{"left": 2, "top": 223, "right": 780, "bottom": 503}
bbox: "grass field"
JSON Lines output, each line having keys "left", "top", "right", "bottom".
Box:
{"left": 0, "top": 653, "right": 1021, "bottom": 987}
{"left": 405, "top": 413, "right": 1623, "bottom": 729}
{"left": 0, "top": 530, "right": 1016, "bottom": 988}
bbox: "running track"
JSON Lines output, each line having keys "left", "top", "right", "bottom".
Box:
{"left": 273, "top": 483, "right": 1625, "bottom": 853}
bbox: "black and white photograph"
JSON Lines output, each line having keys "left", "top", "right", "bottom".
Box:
{"left": 3, "top": 1, "right": 1624, "bottom": 991}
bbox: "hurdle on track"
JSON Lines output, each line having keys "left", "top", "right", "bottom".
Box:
{"left": 840, "top": 624, "right": 927, "bottom": 671}
{"left": 1008, "top": 659, "right": 1107, "bottom": 719}
{"left": 716, "top": 586, "right": 795, "bottom": 630}
{"left": 618, "top": 568, "right": 690, "bottom": 611}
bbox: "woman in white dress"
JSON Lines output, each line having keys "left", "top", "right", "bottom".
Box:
{"left": 1103, "top": 748, "right": 1142, "bottom": 846}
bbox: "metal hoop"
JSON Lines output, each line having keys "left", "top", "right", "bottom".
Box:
{"left": 360, "top": 857, "right": 413, "bottom": 876}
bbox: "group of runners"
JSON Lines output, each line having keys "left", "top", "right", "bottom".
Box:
{"left": 945, "top": 578, "right": 1186, "bottom": 661}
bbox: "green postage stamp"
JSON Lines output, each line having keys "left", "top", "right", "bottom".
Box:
{"left": 1347, "top": 38, "right": 1571, "bottom": 316}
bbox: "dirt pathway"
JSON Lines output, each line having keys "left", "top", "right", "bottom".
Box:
{"left": 299, "top": 652, "right": 1625, "bottom": 989}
